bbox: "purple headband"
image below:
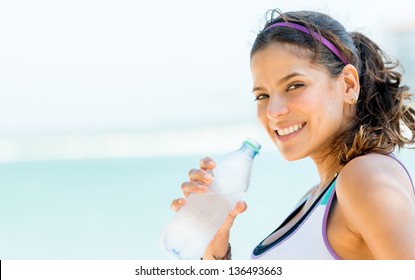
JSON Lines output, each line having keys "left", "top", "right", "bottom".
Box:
{"left": 264, "top": 22, "right": 348, "bottom": 64}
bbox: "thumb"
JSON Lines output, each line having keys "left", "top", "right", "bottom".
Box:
{"left": 219, "top": 200, "right": 248, "bottom": 232}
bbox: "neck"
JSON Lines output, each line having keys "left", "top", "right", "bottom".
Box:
{"left": 312, "top": 154, "right": 341, "bottom": 190}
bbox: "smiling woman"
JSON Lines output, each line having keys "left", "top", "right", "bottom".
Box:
{"left": 169, "top": 9, "right": 415, "bottom": 260}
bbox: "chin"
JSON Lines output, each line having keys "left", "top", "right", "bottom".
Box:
{"left": 276, "top": 146, "right": 307, "bottom": 162}
{"left": 281, "top": 153, "right": 304, "bottom": 162}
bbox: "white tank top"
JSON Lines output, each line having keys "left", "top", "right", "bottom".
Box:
{"left": 251, "top": 179, "right": 339, "bottom": 260}
{"left": 251, "top": 154, "right": 414, "bottom": 260}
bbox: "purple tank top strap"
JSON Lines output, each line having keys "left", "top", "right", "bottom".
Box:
{"left": 387, "top": 153, "right": 415, "bottom": 193}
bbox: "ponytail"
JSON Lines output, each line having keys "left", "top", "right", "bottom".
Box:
{"left": 334, "top": 32, "right": 415, "bottom": 165}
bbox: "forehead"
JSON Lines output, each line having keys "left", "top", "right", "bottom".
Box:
{"left": 252, "top": 43, "right": 312, "bottom": 67}
{"left": 250, "top": 43, "right": 327, "bottom": 79}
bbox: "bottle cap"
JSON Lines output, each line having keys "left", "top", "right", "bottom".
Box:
{"left": 243, "top": 138, "right": 262, "bottom": 154}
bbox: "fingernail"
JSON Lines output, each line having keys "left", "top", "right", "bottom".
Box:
{"left": 198, "top": 185, "right": 207, "bottom": 190}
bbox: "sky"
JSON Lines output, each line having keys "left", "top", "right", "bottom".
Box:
{"left": 0, "top": 0, "right": 414, "bottom": 137}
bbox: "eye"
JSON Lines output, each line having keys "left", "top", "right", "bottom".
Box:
{"left": 287, "top": 83, "right": 305, "bottom": 91}
{"left": 253, "top": 93, "right": 269, "bottom": 102}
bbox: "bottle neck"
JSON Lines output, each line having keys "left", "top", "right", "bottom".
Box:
{"left": 239, "top": 144, "right": 259, "bottom": 159}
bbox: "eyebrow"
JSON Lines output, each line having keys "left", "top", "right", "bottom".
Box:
{"left": 252, "top": 72, "right": 305, "bottom": 93}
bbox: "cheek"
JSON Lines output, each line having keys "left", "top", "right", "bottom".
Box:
{"left": 256, "top": 104, "right": 268, "bottom": 126}
{"left": 313, "top": 99, "right": 344, "bottom": 134}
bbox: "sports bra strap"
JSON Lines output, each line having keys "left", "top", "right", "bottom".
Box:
{"left": 387, "top": 153, "right": 414, "bottom": 193}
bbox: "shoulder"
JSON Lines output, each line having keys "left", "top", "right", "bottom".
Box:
{"left": 336, "top": 153, "right": 413, "bottom": 200}
{"left": 334, "top": 153, "right": 415, "bottom": 258}
{"left": 336, "top": 153, "right": 414, "bottom": 212}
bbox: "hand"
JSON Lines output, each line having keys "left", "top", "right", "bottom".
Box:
{"left": 170, "top": 157, "right": 248, "bottom": 259}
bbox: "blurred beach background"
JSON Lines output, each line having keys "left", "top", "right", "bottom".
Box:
{"left": 0, "top": 0, "right": 414, "bottom": 259}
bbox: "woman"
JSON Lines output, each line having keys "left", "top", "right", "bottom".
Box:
{"left": 171, "top": 9, "right": 415, "bottom": 259}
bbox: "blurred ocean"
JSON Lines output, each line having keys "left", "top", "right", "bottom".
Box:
{"left": 0, "top": 123, "right": 414, "bottom": 260}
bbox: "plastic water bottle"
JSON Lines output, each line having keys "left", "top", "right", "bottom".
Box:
{"left": 160, "top": 138, "right": 261, "bottom": 260}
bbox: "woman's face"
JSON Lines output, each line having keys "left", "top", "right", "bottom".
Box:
{"left": 251, "top": 43, "right": 348, "bottom": 161}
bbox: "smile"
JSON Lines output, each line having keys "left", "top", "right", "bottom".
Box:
{"left": 276, "top": 123, "right": 305, "bottom": 136}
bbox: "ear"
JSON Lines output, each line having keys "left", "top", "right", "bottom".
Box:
{"left": 339, "top": 64, "right": 360, "bottom": 104}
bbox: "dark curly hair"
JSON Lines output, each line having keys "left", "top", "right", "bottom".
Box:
{"left": 251, "top": 9, "right": 415, "bottom": 165}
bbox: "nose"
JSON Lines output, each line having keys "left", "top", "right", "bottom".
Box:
{"left": 267, "top": 95, "right": 289, "bottom": 120}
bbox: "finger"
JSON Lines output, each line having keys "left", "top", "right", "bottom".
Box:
{"left": 220, "top": 201, "right": 248, "bottom": 231}
{"left": 199, "top": 157, "right": 216, "bottom": 171}
{"left": 188, "top": 168, "right": 213, "bottom": 185}
{"left": 181, "top": 181, "right": 208, "bottom": 197}
{"left": 229, "top": 200, "right": 248, "bottom": 218}
{"left": 170, "top": 198, "right": 185, "bottom": 212}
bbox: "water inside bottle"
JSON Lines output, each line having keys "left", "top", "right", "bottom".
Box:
{"left": 161, "top": 191, "right": 245, "bottom": 259}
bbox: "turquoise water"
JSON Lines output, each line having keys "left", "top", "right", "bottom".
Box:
{"left": 0, "top": 156, "right": 195, "bottom": 259}
{"left": 0, "top": 149, "right": 413, "bottom": 259}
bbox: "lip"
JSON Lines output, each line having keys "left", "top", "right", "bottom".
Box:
{"left": 274, "top": 122, "right": 306, "bottom": 142}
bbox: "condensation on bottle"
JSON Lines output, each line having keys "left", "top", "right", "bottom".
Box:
{"left": 160, "top": 138, "right": 261, "bottom": 260}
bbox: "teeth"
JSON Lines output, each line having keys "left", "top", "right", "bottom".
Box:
{"left": 277, "top": 123, "right": 303, "bottom": 136}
